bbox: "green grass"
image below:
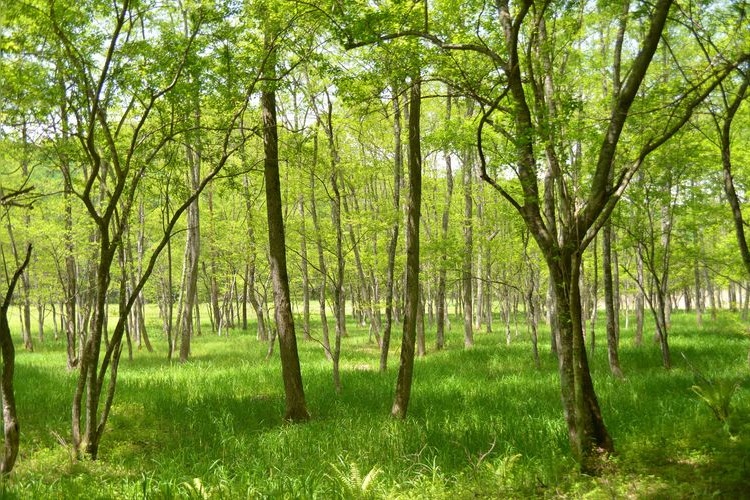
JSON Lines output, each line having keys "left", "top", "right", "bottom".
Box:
{"left": 1, "top": 308, "right": 750, "bottom": 498}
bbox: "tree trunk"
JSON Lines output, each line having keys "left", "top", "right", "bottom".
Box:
{"left": 589, "top": 235, "right": 598, "bottom": 354}
{"left": 603, "top": 221, "right": 623, "bottom": 377}
{"left": 392, "top": 79, "right": 422, "bottom": 418}
{"left": 299, "top": 194, "right": 312, "bottom": 341}
{"left": 548, "top": 248, "right": 613, "bottom": 472}
{"left": 635, "top": 244, "right": 645, "bottom": 346}
{"left": 462, "top": 102, "right": 475, "bottom": 348}
{"left": 417, "top": 285, "right": 426, "bottom": 357}
{"left": 4, "top": 218, "right": 32, "bottom": 352}
{"left": 330, "top": 166, "right": 345, "bottom": 394}
{"left": 0, "top": 244, "right": 31, "bottom": 474}
{"left": 380, "top": 91, "right": 403, "bottom": 372}
{"left": 527, "top": 270, "right": 541, "bottom": 369}
{"left": 262, "top": 42, "right": 309, "bottom": 421}
{"left": 176, "top": 134, "right": 201, "bottom": 362}
{"left": 308, "top": 138, "right": 331, "bottom": 359}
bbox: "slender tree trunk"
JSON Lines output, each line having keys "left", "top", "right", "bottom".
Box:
{"left": 381, "top": 91, "right": 403, "bottom": 372}
{"left": 308, "top": 138, "right": 331, "bottom": 359}
{"left": 417, "top": 285, "right": 426, "bottom": 357}
{"left": 262, "top": 40, "right": 309, "bottom": 421}
{"left": 299, "top": 194, "right": 312, "bottom": 341}
{"left": 392, "top": 79, "right": 422, "bottom": 418}
{"left": 717, "top": 79, "right": 750, "bottom": 276}
{"left": 603, "top": 221, "right": 623, "bottom": 377}
{"left": 345, "top": 192, "right": 380, "bottom": 346}
{"left": 4, "top": 219, "right": 32, "bottom": 352}
{"left": 177, "top": 136, "right": 201, "bottom": 362}
{"left": 635, "top": 244, "right": 645, "bottom": 346}
{"left": 462, "top": 102, "right": 475, "bottom": 348}
{"left": 527, "top": 268, "right": 541, "bottom": 368}
{"left": 589, "top": 235, "right": 598, "bottom": 353}
{"left": 330, "top": 165, "right": 345, "bottom": 394}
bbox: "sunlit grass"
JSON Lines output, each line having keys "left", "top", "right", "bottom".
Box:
{"left": 1, "top": 307, "right": 749, "bottom": 497}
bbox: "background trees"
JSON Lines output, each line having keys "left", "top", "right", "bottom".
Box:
{"left": 0, "top": 0, "right": 748, "bottom": 475}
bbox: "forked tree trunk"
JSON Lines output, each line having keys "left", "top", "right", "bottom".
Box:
{"left": 548, "top": 248, "right": 613, "bottom": 472}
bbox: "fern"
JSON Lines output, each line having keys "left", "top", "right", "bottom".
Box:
{"left": 691, "top": 379, "right": 739, "bottom": 423}
{"left": 683, "top": 353, "right": 741, "bottom": 435}
{"left": 328, "top": 457, "right": 382, "bottom": 499}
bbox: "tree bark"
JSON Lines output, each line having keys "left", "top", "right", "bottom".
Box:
{"left": 0, "top": 244, "right": 31, "bottom": 474}
{"left": 308, "top": 137, "right": 331, "bottom": 359}
{"left": 603, "top": 221, "right": 623, "bottom": 377}
{"left": 298, "top": 194, "right": 312, "bottom": 341}
{"left": 462, "top": 101, "right": 475, "bottom": 348}
{"left": 380, "top": 91, "right": 403, "bottom": 372}
{"left": 176, "top": 130, "right": 201, "bottom": 362}
{"left": 330, "top": 161, "right": 345, "bottom": 394}
{"left": 392, "top": 79, "right": 422, "bottom": 418}
{"left": 548, "top": 248, "right": 613, "bottom": 471}
{"left": 635, "top": 244, "right": 645, "bottom": 346}
{"left": 716, "top": 67, "right": 750, "bottom": 277}
{"left": 262, "top": 40, "right": 309, "bottom": 421}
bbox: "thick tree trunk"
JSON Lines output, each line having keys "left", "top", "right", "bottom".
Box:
{"left": 262, "top": 48, "right": 309, "bottom": 421}
{"left": 392, "top": 80, "right": 422, "bottom": 418}
{"left": 548, "top": 249, "right": 613, "bottom": 472}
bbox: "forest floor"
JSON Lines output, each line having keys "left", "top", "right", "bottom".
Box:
{"left": 2, "top": 309, "right": 749, "bottom": 498}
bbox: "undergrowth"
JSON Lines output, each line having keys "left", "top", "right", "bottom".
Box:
{"left": 1, "top": 309, "right": 748, "bottom": 498}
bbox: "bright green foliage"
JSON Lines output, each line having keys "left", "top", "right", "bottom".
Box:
{"left": 691, "top": 378, "right": 740, "bottom": 425}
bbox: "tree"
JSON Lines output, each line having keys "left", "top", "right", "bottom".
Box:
{"left": 391, "top": 78, "right": 422, "bottom": 418}
{"left": 0, "top": 185, "right": 34, "bottom": 475}
{"left": 435, "top": 88, "right": 454, "bottom": 350}
{"left": 0, "top": 243, "right": 31, "bottom": 474}
{"left": 3, "top": 0, "right": 258, "bottom": 458}
{"left": 261, "top": 24, "right": 310, "bottom": 421}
